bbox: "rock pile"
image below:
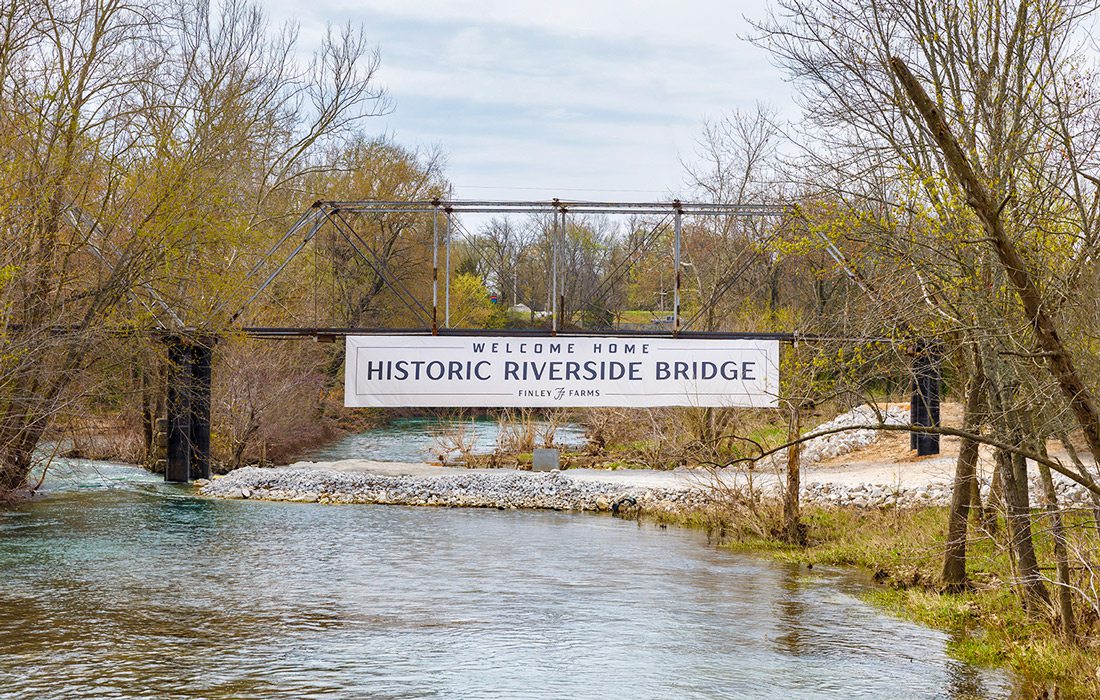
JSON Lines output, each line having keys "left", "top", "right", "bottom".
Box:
{"left": 801, "top": 481, "right": 952, "bottom": 508}
{"left": 201, "top": 466, "right": 1099, "bottom": 513}
{"left": 764, "top": 405, "right": 909, "bottom": 468}
{"left": 199, "top": 467, "right": 702, "bottom": 514}
{"left": 802, "top": 477, "right": 1098, "bottom": 509}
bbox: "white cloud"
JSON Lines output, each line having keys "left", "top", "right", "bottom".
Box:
{"left": 309, "top": 0, "right": 764, "bottom": 45}
{"left": 264, "top": 0, "right": 792, "bottom": 203}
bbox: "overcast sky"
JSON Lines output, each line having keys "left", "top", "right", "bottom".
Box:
{"left": 267, "top": 0, "right": 793, "bottom": 202}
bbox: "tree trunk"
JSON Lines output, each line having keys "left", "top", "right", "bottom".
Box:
{"left": 993, "top": 447, "right": 1019, "bottom": 579}
{"left": 0, "top": 452, "right": 32, "bottom": 495}
{"left": 999, "top": 429, "right": 1051, "bottom": 615}
{"left": 942, "top": 356, "right": 986, "bottom": 591}
{"left": 892, "top": 56, "right": 1100, "bottom": 482}
{"left": 1036, "top": 449, "right": 1075, "bottom": 638}
{"left": 140, "top": 362, "right": 157, "bottom": 464}
{"left": 782, "top": 405, "right": 804, "bottom": 545}
{"left": 968, "top": 469, "right": 983, "bottom": 523}
{"left": 985, "top": 454, "right": 1004, "bottom": 535}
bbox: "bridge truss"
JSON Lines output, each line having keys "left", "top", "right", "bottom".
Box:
{"left": 232, "top": 198, "right": 791, "bottom": 340}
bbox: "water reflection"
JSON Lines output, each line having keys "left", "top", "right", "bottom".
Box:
{"left": 774, "top": 562, "right": 808, "bottom": 655}
{"left": 945, "top": 633, "right": 1000, "bottom": 700}
{"left": 0, "top": 462, "right": 1016, "bottom": 699}
{"left": 771, "top": 562, "right": 1001, "bottom": 700}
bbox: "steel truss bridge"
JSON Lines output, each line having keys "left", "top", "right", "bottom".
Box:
{"left": 67, "top": 197, "right": 939, "bottom": 481}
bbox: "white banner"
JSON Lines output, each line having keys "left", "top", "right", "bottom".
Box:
{"left": 344, "top": 335, "right": 779, "bottom": 408}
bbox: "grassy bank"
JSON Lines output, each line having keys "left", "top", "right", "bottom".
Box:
{"left": 648, "top": 504, "right": 1100, "bottom": 698}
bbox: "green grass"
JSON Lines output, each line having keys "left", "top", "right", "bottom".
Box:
{"left": 869, "top": 586, "right": 1098, "bottom": 696}
{"left": 727, "top": 424, "right": 789, "bottom": 460}
{"left": 618, "top": 309, "right": 669, "bottom": 323}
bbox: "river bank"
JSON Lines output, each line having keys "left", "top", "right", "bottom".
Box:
{"left": 674, "top": 504, "right": 1100, "bottom": 699}
{"left": 199, "top": 459, "right": 1099, "bottom": 512}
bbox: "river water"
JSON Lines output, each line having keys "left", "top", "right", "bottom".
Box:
{"left": 0, "top": 460, "right": 1014, "bottom": 699}
{"left": 305, "top": 417, "right": 586, "bottom": 463}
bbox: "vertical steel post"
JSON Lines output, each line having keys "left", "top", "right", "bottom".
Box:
{"left": 551, "top": 204, "right": 559, "bottom": 334}
{"left": 545, "top": 224, "right": 552, "bottom": 319}
{"left": 444, "top": 206, "right": 452, "bottom": 328}
{"left": 165, "top": 337, "right": 192, "bottom": 483}
{"left": 189, "top": 341, "right": 212, "bottom": 480}
{"left": 559, "top": 209, "right": 566, "bottom": 329}
{"left": 673, "top": 200, "right": 682, "bottom": 335}
{"left": 432, "top": 202, "right": 439, "bottom": 334}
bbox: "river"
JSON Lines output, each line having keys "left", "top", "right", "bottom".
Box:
{"left": 0, "top": 460, "right": 1013, "bottom": 699}
{"left": 304, "top": 417, "right": 586, "bottom": 463}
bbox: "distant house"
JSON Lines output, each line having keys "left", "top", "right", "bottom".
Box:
{"left": 508, "top": 303, "right": 532, "bottom": 314}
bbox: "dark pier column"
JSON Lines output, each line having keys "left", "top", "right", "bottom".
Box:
{"left": 910, "top": 341, "right": 942, "bottom": 456}
{"left": 165, "top": 337, "right": 192, "bottom": 483}
{"left": 189, "top": 342, "right": 213, "bottom": 480}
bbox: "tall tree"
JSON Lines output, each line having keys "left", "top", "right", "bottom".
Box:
{"left": 755, "top": 0, "right": 1100, "bottom": 605}
{"left": 0, "top": 0, "right": 387, "bottom": 496}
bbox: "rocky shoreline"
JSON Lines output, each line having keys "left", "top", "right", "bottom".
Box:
{"left": 199, "top": 465, "right": 1100, "bottom": 513}
{"left": 198, "top": 467, "right": 701, "bottom": 514}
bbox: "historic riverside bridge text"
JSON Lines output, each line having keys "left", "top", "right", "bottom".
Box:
{"left": 345, "top": 336, "right": 779, "bottom": 408}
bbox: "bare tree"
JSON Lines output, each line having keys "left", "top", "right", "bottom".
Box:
{"left": 753, "top": 0, "right": 1100, "bottom": 623}
{"left": 0, "top": 0, "right": 388, "bottom": 496}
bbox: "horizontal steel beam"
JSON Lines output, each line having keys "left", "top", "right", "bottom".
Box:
{"left": 240, "top": 325, "right": 891, "bottom": 343}
{"left": 316, "top": 199, "right": 787, "bottom": 216}
{"left": 0, "top": 322, "right": 897, "bottom": 345}
{"left": 327, "top": 208, "right": 784, "bottom": 216}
